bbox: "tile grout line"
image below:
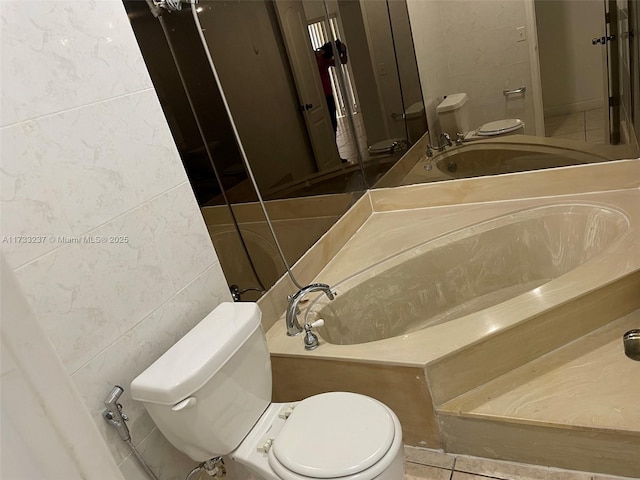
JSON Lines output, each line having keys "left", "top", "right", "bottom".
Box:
{"left": 406, "top": 446, "right": 634, "bottom": 480}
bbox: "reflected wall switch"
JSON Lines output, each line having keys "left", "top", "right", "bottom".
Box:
{"left": 516, "top": 26, "right": 526, "bottom": 42}
{"left": 378, "top": 63, "right": 388, "bottom": 75}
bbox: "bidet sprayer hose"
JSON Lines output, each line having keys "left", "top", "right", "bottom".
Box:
{"left": 186, "top": 465, "right": 204, "bottom": 480}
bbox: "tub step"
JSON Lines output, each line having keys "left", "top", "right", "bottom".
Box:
{"left": 436, "top": 309, "right": 640, "bottom": 478}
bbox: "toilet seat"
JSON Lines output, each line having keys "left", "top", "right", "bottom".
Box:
{"left": 368, "top": 138, "right": 407, "bottom": 154}
{"left": 267, "top": 392, "right": 399, "bottom": 480}
{"left": 477, "top": 118, "right": 524, "bottom": 136}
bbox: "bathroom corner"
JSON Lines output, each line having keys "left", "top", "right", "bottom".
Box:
{"left": 2, "top": 0, "right": 640, "bottom": 478}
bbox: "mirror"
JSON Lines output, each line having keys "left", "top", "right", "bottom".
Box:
{"left": 373, "top": 0, "right": 638, "bottom": 189}
{"left": 124, "top": 0, "right": 639, "bottom": 299}
{"left": 124, "top": 0, "right": 425, "bottom": 299}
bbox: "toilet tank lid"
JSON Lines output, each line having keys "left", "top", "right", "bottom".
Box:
{"left": 437, "top": 93, "right": 468, "bottom": 113}
{"left": 130, "top": 302, "right": 262, "bottom": 406}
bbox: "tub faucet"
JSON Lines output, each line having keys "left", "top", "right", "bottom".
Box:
{"left": 440, "top": 132, "right": 453, "bottom": 148}
{"left": 286, "top": 283, "right": 335, "bottom": 336}
{"left": 426, "top": 144, "right": 435, "bottom": 158}
{"left": 427, "top": 133, "right": 453, "bottom": 156}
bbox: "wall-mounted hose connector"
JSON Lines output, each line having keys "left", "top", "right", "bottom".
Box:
{"left": 229, "top": 284, "right": 265, "bottom": 302}
{"left": 103, "top": 386, "right": 158, "bottom": 480}
{"left": 102, "top": 385, "right": 130, "bottom": 442}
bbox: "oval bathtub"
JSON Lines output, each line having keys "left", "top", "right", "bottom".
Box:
{"left": 433, "top": 143, "right": 606, "bottom": 179}
{"left": 393, "top": 138, "right": 611, "bottom": 187}
{"left": 306, "top": 204, "right": 629, "bottom": 345}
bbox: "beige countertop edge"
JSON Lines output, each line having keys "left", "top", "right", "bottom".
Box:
{"left": 369, "top": 158, "right": 640, "bottom": 212}
{"left": 437, "top": 410, "right": 640, "bottom": 436}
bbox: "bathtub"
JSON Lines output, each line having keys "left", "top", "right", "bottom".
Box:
{"left": 431, "top": 143, "right": 607, "bottom": 179}
{"left": 391, "top": 137, "right": 611, "bottom": 186}
{"left": 265, "top": 188, "right": 640, "bottom": 448}
{"left": 305, "top": 204, "right": 630, "bottom": 346}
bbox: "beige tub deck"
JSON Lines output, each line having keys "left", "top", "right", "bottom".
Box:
{"left": 263, "top": 159, "right": 640, "bottom": 476}
{"left": 267, "top": 189, "right": 640, "bottom": 368}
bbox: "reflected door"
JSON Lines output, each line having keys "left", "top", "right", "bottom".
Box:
{"left": 595, "top": 0, "right": 625, "bottom": 144}
{"left": 612, "top": 0, "right": 633, "bottom": 144}
{"left": 274, "top": 0, "right": 341, "bottom": 171}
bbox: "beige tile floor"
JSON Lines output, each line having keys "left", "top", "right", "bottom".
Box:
{"left": 544, "top": 109, "right": 605, "bottom": 144}
{"left": 404, "top": 447, "right": 635, "bottom": 480}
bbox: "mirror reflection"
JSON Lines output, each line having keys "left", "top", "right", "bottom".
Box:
{"left": 374, "top": 0, "right": 638, "bottom": 189}
{"left": 125, "top": 0, "right": 425, "bottom": 299}
{"left": 124, "top": 0, "right": 639, "bottom": 301}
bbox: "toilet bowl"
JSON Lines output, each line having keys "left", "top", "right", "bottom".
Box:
{"left": 368, "top": 101, "right": 426, "bottom": 155}
{"left": 437, "top": 93, "right": 524, "bottom": 141}
{"left": 131, "top": 303, "right": 404, "bottom": 480}
{"left": 233, "top": 393, "right": 404, "bottom": 480}
{"left": 463, "top": 118, "right": 525, "bottom": 140}
{"left": 368, "top": 138, "right": 408, "bottom": 155}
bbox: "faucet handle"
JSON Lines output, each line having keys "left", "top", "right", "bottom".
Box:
{"left": 308, "top": 319, "right": 325, "bottom": 328}
{"left": 303, "top": 319, "right": 325, "bottom": 350}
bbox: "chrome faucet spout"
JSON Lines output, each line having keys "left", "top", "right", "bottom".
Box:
{"left": 285, "top": 283, "right": 335, "bottom": 336}
{"left": 427, "top": 132, "right": 454, "bottom": 155}
{"left": 440, "top": 132, "right": 452, "bottom": 147}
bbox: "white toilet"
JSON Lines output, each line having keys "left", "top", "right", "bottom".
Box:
{"left": 130, "top": 302, "right": 404, "bottom": 480}
{"left": 368, "top": 101, "right": 427, "bottom": 154}
{"left": 437, "top": 93, "right": 524, "bottom": 141}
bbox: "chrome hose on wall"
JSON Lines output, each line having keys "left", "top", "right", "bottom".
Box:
{"left": 102, "top": 386, "right": 159, "bottom": 480}
{"left": 144, "top": 0, "right": 266, "bottom": 295}
{"left": 188, "top": 1, "right": 305, "bottom": 290}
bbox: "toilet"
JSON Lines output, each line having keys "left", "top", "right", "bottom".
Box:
{"left": 404, "top": 101, "right": 428, "bottom": 144}
{"left": 437, "top": 93, "right": 524, "bottom": 141}
{"left": 368, "top": 137, "right": 408, "bottom": 155}
{"left": 130, "top": 302, "right": 404, "bottom": 480}
{"left": 368, "top": 101, "right": 427, "bottom": 155}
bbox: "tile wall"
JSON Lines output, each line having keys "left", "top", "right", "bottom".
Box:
{"left": 407, "top": 0, "right": 535, "bottom": 139}
{"left": 0, "top": 1, "right": 232, "bottom": 478}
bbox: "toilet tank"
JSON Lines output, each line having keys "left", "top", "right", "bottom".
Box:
{"left": 437, "top": 93, "right": 469, "bottom": 137}
{"left": 405, "top": 101, "right": 427, "bottom": 143}
{"left": 130, "top": 302, "right": 271, "bottom": 462}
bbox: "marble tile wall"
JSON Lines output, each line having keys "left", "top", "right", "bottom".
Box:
{"left": 1, "top": 259, "right": 125, "bottom": 478}
{"left": 407, "top": 0, "right": 535, "bottom": 138}
{"left": 0, "top": 1, "right": 232, "bottom": 478}
{"left": 405, "top": 0, "right": 446, "bottom": 145}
